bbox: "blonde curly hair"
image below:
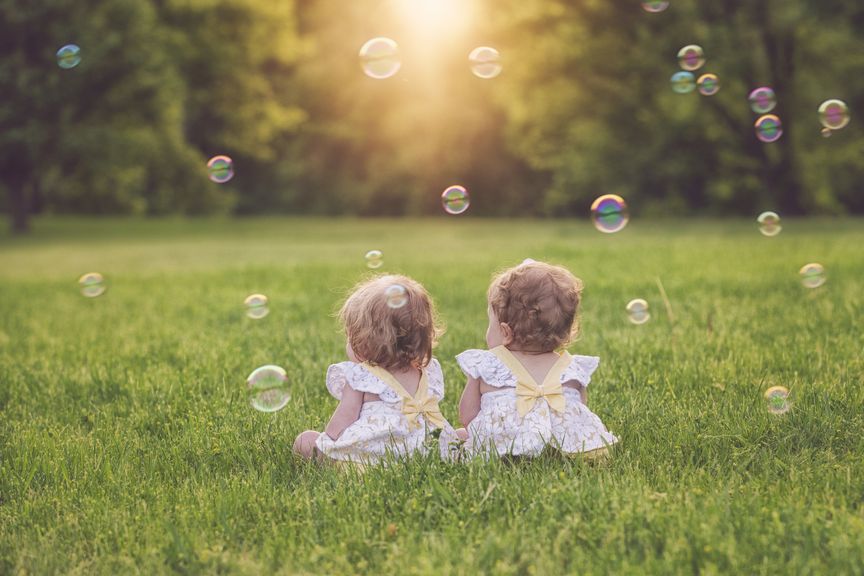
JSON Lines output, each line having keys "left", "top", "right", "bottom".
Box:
{"left": 339, "top": 274, "right": 444, "bottom": 370}
{"left": 488, "top": 261, "right": 583, "bottom": 352}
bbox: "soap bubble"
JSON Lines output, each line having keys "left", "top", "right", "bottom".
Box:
{"left": 365, "top": 250, "right": 384, "bottom": 269}
{"left": 78, "top": 272, "right": 106, "bottom": 298}
{"left": 818, "top": 99, "right": 850, "bottom": 131}
{"left": 764, "top": 386, "right": 790, "bottom": 415}
{"left": 641, "top": 1, "right": 669, "bottom": 13}
{"left": 677, "top": 45, "right": 705, "bottom": 72}
{"left": 384, "top": 284, "right": 408, "bottom": 309}
{"left": 799, "top": 263, "right": 826, "bottom": 289}
{"left": 670, "top": 71, "right": 696, "bottom": 94}
{"left": 591, "top": 194, "right": 629, "bottom": 234}
{"left": 755, "top": 115, "right": 783, "bottom": 143}
{"left": 207, "top": 155, "right": 234, "bottom": 183}
{"left": 697, "top": 73, "right": 720, "bottom": 96}
{"left": 748, "top": 87, "right": 776, "bottom": 114}
{"left": 359, "top": 37, "right": 401, "bottom": 80}
{"left": 469, "top": 47, "right": 502, "bottom": 79}
{"left": 57, "top": 44, "right": 81, "bottom": 69}
{"left": 441, "top": 185, "right": 470, "bottom": 215}
{"left": 757, "top": 211, "right": 782, "bottom": 237}
{"left": 244, "top": 294, "right": 270, "bottom": 320}
{"left": 247, "top": 365, "right": 290, "bottom": 413}
{"left": 626, "top": 299, "right": 650, "bottom": 325}
{"left": 821, "top": 128, "right": 833, "bottom": 138}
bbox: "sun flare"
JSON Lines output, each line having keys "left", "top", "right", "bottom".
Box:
{"left": 394, "top": 0, "right": 473, "bottom": 39}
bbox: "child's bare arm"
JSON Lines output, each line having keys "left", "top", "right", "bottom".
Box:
{"left": 458, "top": 377, "right": 482, "bottom": 427}
{"left": 324, "top": 386, "right": 364, "bottom": 440}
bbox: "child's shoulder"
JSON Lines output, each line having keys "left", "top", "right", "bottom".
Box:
{"left": 561, "top": 352, "right": 601, "bottom": 387}
{"left": 455, "top": 348, "right": 514, "bottom": 387}
{"left": 325, "top": 361, "right": 389, "bottom": 399}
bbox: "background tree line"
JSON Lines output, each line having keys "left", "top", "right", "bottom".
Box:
{"left": 2, "top": 0, "right": 863, "bottom": 232}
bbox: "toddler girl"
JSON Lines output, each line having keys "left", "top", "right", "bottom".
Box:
{"left": 444, "top": 260, "right": 617, "bottom": 459}
{"left": 294, "top": 274, "right": 449, "bottom": 465}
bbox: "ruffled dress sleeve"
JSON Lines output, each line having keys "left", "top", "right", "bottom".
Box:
{"left": 325, "top": 361, "right": 390, "bottom": 399}
{"left": 560, "top": 355, "right": 600, "bottom": 388}
{"left": 425, "top": 358, "right": 445, "bottom": 400}
{"left": 455, "top": 349, "right": 517, "bottom": 388}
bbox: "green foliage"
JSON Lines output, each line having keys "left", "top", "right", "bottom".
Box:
{"left": 1, "top": 217, "right": 863, "bottom": 573}
{"left": 2, "top": 0, "right": 864, "bottom": 226}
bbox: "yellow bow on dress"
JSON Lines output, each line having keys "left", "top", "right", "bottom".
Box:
{"left": 490, "top": 346, "right": 572, "bottom": 417}
{"left": 361, "top": 363, "right": 446, "bottom": 429}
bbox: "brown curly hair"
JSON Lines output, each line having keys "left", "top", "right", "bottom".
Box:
{"left": 339, "top": 274, "right": 444, "bottom": 370}
{"left": 488, "top": 261, "right": 583, "bottom": 352}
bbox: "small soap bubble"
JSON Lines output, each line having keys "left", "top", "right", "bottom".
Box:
{"left": 755, "top": 114, "right": 783, "bottom": 143}
{"left": 244, "top": 294, "right": 270, "bottom": 320}
{"left": 697, "top": 73, "right": 720, "bottom": 96}
{"left": 764, "top": 386, "right": 790, "bottom": 415}
{"left": 818, "top": 99, "right": 850, "bottom": 131}
{"left": 641, "top": 1, "right": 669, "bottom": 13}
{"left": 626, "top": 299, "right": 650, "bottom": 325}
{"left": 247, "top": 365, "right": 290, "bottom": 413}
{"left": 78, "top": 272, "right": 106, "bottom": 298}
{"left": 359, "top": 37, "right": 401, "bottom": 80}
{"left": 821, "top": 128, "right": 833, "bottom": 138}
{"left": 748, "top": 87, "right": 776, "bottom": 114}
{"left": 591, "top": 194, "right": 629, "bottom": 234}
{"left": 670, "top": 71, "right": 696, "bottom": 94}
{"left": 469, "top": 47, "right": 502, "bottom": 79}
{"left": 384, "top": 284, "right": 408, "bottom": 309}
{"left": 207, "top": 155, "right": 234, "bottom": 183}
{"left": 757, "top": 211, "right": 782, "bottom": 237}
{"left": 365, "top": 250, "right": 384, "bottom": 269}
{"left": 677, "top": 45, "right": 705, "bottom": 72}
{"left": 57, "top": 44, "right": 81, "bottom": 69}
{"left": 799, "top": 263, "right": 826, "bottom": 289}
{"left": 441, "top": 185, "right": 470, "bottom": 215}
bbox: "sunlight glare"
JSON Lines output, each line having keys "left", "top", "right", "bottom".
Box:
{"left": 394, "top": 0, "right": 472, "bottom": 39}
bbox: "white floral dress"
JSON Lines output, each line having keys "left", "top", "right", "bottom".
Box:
{"left": 315, "top": 359, "right": 448, "bottom": 464}
{"left": 441, "top": 346, "right": 618, "bottom": 459}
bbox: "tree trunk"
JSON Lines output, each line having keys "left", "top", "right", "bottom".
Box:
{"left": 7, "top": 177, "right": 31, "bottom": 235}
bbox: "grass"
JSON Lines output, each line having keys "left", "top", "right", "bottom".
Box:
{"left": 1, "top": 216, "right": 863, "bottom": 575}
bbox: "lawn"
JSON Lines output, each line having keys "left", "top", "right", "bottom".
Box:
{"left": 1, "top": 217, "right": 863, "bottom": 575}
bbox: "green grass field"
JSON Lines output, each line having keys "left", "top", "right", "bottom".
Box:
{"left": 1, "top": 217, "right": 863, "bottom": 575}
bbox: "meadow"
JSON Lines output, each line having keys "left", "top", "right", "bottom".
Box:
{"left": 1, "top": 217, "right": 862, "bottom": 575}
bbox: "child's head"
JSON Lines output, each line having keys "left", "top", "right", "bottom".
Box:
{"left": 486, "top": 260, "right": 583, "bottom": 352}
{"left": 339, "top": 275, "right": 443, "bottom": 370}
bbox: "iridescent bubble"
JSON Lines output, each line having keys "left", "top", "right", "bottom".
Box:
{"left": 207, "top": 155, "right": 234, "bottom": 184}
{"left": 757, "top": 211, "right": 782, "bottom": 237}
{"left": 677, "top": 45, "right": 705, "bottom": 72}
{"left": 626, "top": 299, "right": 650, "bottom": 325}
{"left": 764, "top": 386, "right": 790, "bottom": 415}
{"left": 818, "top": 99, "right": 850, "bottom": 131}
{"left": 365, "top": 250, "right": 384, "bottom": 269}
{"left": 641, "top": 1, "right": 669, "bottom": 13}
{"left": 799, "top": 263, "right": 826, "bottom": 289}
{"left": 57, "top": 44, "right": 81, "bottom": 69}
{"left": 591, "top": 194, "right": 629, "bottom": 233}
{"left": 441, "top": 185, "right": 470, "bottom": 215}
{"left": 78, "top": 272, "right": 106, "bottom": 298}
{"left": 670, "top": 71, "right": 696, "bottom": 94}
{"left": 697, "top": 73, "right": 720, "bottom": 96}
{"left": 469, "top": 47, "right": 502, "bottom": 79}
{"left": 247, "top": 365, "right": 290, "bottom": 413}
{"left": 359, "top": 37, "right": 401, "bottom": 80}
{"left": 244, "top": 293, "right": 270, "bottom": 320}
{"left": 384, "top": 284, "right": 408, "bottom": 309}
{"left": 755, "top": 114, "right": 783, "bottom": 143}
{"left": 748, "top": 87, "right": 776, "bottom": 114}
{"left": 821, "top": 128, "right": 833, "bottom": 139}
